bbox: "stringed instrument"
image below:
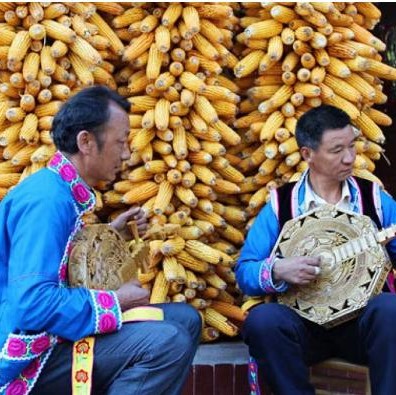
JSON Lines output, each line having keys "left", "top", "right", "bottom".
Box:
{"left": 68, "top": 222, "right": 149, "bottom": 290}
{"left": 273, "top": 204, "right": 396, "bottom": 328}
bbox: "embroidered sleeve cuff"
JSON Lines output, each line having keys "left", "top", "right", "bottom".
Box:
{"left": 259, "top": 257, "right": 288, "bottom": 293}
{"left": 89, "top": 290, "right": 123, "bottom": 334}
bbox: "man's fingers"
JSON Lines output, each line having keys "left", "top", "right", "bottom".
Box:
{"left": 125, "top": 206, "right": 143, "bottom": 216}
{"left": 304, "top": 257, "right": 321, "bottom": 266}
{"left": 301, "top": 264, "right": 321, "bottom": 277}
{"left": 138, "top": 226, "right": 148, "bottom": 234}
{"left": 129, "top": 279, "right": 142, "bottom": 286}
{"left": 138, "top": 225, "right": 148, "bottom": 237}
{"left": 134, "top": 216, "right": 147, "bottom": 225}
{"left": 135, "top": 212, "right": 146, "bottom": 221}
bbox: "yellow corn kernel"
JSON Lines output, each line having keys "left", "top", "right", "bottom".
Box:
{"left": 161, "top": 4, "right": 182, "bottom": 27}
{"left": 191, "top": 208, "right": 225, "bottom": 228}
{"left": 192, "top": 33, "right": 219, "bottom": 61}
{"left": 11, "top": 144, "right": 37, "bottom": 166}
{"left": 150, "top": 271, "right": 169, "bottom": 304}
{"left": 153, "top": 181, "right": 174, "bottom": 215}
{"left": 122, "top": 181, "right": 159, "bottom": 205}
{"left": 191, "top": 164, "right": 217, "bottom": 186}
{"left": 41, "top": 19, "right": 76, "bottom": 43}
{"left": 212, "top": 179, "right": 240, "bottom": 195}
{"left": 162, "top": 256, "right": 179, "bottom": 282}
{"left": 354, "top": 112, "right": 385, "bottom": 144}
{"left": 324, "top": 75, "right": 362, "bottom": 103}
{"left": 69, "top": 53, "right": 93, "bottom": 86}
{"left": 324, "top": 94, "right": 360, "bottom": 120}
{"left": 30, "top": 144, "right": 56, "bottom": 163}
{"left": 19, "top": 113, "right": 38, "bottom": 144}
{"left": 160, "top": 236, "right": 185, "bottom": 257}
{"left": 128, "top": 96, "right": 157, "bottom": 113}
{"left": 260, "top": 111, "right": 284, "bottom": 142}
{"left": 175, "top": 185, "right": 198, "bottom": 207}
{"left": 244, "top": 19, "right": 283, "bottom": 40}
{"left": 349, "top": 22, "right": 385, "bottom": 52}
{"left": 123, "top": 32, "right": 154, "bottom": 62}
{"left": 233, "top": 49, "right": 264, "bottom": 78}
{"left": 217, "top": 224, "right": 245, "bottom": 245}
{"left": 22, "top": 53, "right": 39, "bottom": 83}
{"left": 88, "top": 13, "right": 124, "bottom": 55}
{"left": 8, "top": 30, "right": 31, "bottom": 66}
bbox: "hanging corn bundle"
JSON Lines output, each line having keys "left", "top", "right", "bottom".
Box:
{"left": 232, "top": 1, "right": 394, "bottom": 221}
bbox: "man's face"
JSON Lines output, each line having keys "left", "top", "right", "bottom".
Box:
{"left": 302, "top": 125, "right": 356, "bottom": 182}
{"left": 88, "top": 102, "right": 130, "bottom": 184}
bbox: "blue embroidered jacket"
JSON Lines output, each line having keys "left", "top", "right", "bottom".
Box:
{"left": 0, "top": 152, "right": 123, "bottom": 394}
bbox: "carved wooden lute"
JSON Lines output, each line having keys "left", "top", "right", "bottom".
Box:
{"left": 273, "top": 205, "right": 396, "bottom": 328}
{"left": 68, "top": 222, "right": 149, "bottom": 290}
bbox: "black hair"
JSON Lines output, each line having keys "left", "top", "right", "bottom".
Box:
{"left": 51, "top": 86, "right": 130, "bottom": 154}
{"left": 295, "top": 105, "right": 351, "bottom": 150}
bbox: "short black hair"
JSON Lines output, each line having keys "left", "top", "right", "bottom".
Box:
{"left": 52, "top": 86, "right": 130, "bottom": 154}
{"left": 295, "top": 105, "right": 351, "bottom": 150}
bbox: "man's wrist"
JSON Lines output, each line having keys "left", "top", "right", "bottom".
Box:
{"left": 272, "top": 255, "right": 282, "bottom": 282}
{"left": 269, "top": 256, "right": 288, "bottom": 292}
{"left": 258, "top": 256, "right": 288, "bottom": 293}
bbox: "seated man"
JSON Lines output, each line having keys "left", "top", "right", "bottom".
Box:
{"left": 236, "top": 105, "right": 396, "bottom": 395}
{"left": 0, "top": 86, "right": 201, "bottom": 395}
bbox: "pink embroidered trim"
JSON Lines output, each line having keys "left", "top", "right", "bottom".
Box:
{"left": 48, "top": 151, "right": 96, "bottom": 287}
{"left": 4, "top": 378, "right": 28, "bottom": 395}
{"left": 259, "top": 259, "right": 276, "bottom": 293}
{"left": 48, "top": 152, "right": 95, "bottom": 211}
{"left": 90, "top": 290, "right": 122, "bottom": 334}
{"left": 2, "top": 334, "right": 56, "bottom": 361}
{"left": 0, "top": 349, "right": 53, "bottom": 395}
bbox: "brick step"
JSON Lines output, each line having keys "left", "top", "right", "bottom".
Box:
{"left": 182, "top": 342, "right": 370, "bottom": 395}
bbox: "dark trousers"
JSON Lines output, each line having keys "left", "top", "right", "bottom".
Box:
{"left": 242, "top": 293, "right": 396, "bottom": 395}
{"left": 31, "top": 303, "right": 201, "bottom": 395}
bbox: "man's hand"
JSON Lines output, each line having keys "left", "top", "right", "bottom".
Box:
{"left": 110, "top": 206, "right": 148, "bottom": 239}
{"left": 273, "top": 256, "right": 321, "bottom": 285}
{"left": 115, "top": 280, "right": 150, "bottom": 311}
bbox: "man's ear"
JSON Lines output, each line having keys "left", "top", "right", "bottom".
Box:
{"left": 300, "top": 146, "right": 312, "bottom": 163}
{"left": 76, "top": 130, "right": 95, "bottom": 154}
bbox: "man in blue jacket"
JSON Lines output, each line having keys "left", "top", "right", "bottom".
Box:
{"left": 0, "top": 86, "right": 201, "bottom": 395}
{"left": 236, "top": 105, "right": 396, "bottom": 395}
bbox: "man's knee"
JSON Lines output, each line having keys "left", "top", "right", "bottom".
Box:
{"left": 152, "top": 322, "right": 194, "bottom": 362}
{"left": 243, "top": 303, "right": 297, "bottom": 338}
{"left": 161, "top": 302, "right": 202, "bottom": 335}
{"left": 175, "top": 303, "right": 202, "bottom": 326}
{"left": 365, "top": 293, "right": 396, "bottom": 324}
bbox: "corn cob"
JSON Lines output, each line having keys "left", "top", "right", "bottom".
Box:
{"left": 204, "top": 308, "right": 238, "bottom": 337}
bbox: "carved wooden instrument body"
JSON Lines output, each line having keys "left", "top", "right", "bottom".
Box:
{"left": 68, "top": 223, "right": 149, "bottom": 290}
{"left": 273, "top": 205, "right": 395, "bottom": 328}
